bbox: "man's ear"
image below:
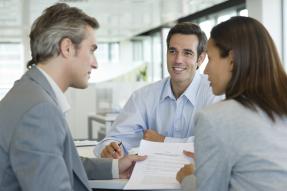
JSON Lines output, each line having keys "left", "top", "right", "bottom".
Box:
{"left": 59, "top": 38, "right": 74, "bottom": 58}
{"left": 196, "top": 52, "right": 206, "bottom": 69}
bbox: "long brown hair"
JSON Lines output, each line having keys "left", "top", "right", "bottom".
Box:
{"left": 211, "top": 16, "right": 287, "bottom": 121}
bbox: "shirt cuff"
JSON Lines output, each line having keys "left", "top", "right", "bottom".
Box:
{"left": 164, "top": 136, "right": 194, "bottom": 143}
{"left": 112, "top": 159, "right": 119, "bottom": 179}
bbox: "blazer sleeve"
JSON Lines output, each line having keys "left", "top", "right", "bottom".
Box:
{"left": 10, "top": 102, "right": 72, "bottom": 191}
{"left": 181, "top": 174, "right": 197, "bottom": 191}
{"left": 185, "top": 111, "right": 233, "bottom": 191}
{"left": 81, "top": 157, "right": 113, "bottom": 180}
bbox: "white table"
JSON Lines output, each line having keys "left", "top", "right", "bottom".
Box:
{"left": 75, "top": 140, "right": 98, "bottom": 158}
{"left": 89, "top": 179, "right": 128, "bottom": 190}
{"left": 89, "top": 179, "right": 182, "bottom": 190}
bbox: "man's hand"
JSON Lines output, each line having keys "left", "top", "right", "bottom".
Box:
{"left": 118, "top": 154, "right": 147, "bottom": 178}
{"left": 101, "top": 142, "right": 123, "bottom": 159}
{"left": 176, "top": 150, "right": 195, "bottom": 183}
{"left": 143, "top": 129, "right": 165, "bottom": 142}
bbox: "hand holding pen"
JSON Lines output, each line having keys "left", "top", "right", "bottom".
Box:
{"left": 101, "top": 141, "right": 123, "bottom": 159}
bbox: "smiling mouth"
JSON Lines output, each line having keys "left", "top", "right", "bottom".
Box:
{"left": 172, "top": 67, "right": 185, "bottom": 72}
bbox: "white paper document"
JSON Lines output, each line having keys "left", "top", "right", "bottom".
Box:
{"left": 124, "top": 140, "right": 194, "bottom": 190}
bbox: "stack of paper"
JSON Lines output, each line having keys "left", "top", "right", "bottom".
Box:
{"left": 124, "top": 140, "right": 194, "bottom": 190}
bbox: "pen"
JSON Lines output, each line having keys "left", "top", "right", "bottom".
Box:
{"left": 112, "top": 141, "right": 122, "bottom": 156}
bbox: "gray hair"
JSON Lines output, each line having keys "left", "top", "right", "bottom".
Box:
{"left": 27, "top": 3, "right": 99, "bottom": 68}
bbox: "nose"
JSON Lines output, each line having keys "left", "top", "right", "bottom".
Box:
{"left": 174, "top": 53, "right": 184, "bottom": 64}
{"left": 91, "top": 57, "right": 98, "bottom": 69}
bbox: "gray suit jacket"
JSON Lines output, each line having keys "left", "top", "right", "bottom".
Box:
{"left": 0, "top": 67, "right": 113, "bottom": 191}
{"left": 181, "top": 100, "right": 287, "bottom": 191}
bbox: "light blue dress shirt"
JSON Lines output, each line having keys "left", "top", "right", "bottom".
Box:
{"left": 94, "top": 71, "right": 222, "bottom": 156}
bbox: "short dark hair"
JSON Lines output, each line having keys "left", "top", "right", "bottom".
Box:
{"left": 27, "top": 3, "right": 99, "bottom": 68}
{"left": 166, "top": 22, "right": 207, "bottom": 58}
{"left": 211, "top": 16, "right": 287, "bottom": 120}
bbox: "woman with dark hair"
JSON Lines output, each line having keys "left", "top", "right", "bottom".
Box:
{"left": 176, "top": 16, "right": 287, "bottom": 191}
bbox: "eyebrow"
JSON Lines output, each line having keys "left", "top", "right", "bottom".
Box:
{"left": 183, "top": 49, "right": 194, "bottom": 54}
{"left": 168, "top": 47, "right": 194, "bottom": 53}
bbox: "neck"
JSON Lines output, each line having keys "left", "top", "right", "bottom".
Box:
{"left": 171, "top": 80, "right": 191, "bottom": 99}
{"left": 37, "top": 59, "right": 69, "bottom": 92}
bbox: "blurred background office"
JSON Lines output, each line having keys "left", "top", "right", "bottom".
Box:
{"left": 0, "top": 0, "right": 286, "bottom": 140}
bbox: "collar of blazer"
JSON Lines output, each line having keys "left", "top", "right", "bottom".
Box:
{"left": 25, "top": 66, "right": 59, "bottom": 107}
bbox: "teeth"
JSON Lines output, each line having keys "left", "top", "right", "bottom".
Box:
{"left": 173, "top": 67, "right": 184, "bottom": 71}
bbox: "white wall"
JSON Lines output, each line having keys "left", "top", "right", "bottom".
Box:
{"left": 283, "top": 0, "right": 287, "bottom": 68}
{"left": 66, "top": 81, "right": 148, "bottom": 139}
{"left": 65, "top": 85, "right": 97, "bottom": 139}
{"left": 90, "top": 40, "right": 145, "bottom": 83}
{"left": 246, "top": 0, "right": 283, "bottom": 60}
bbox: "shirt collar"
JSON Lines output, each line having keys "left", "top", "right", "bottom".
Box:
{"left": 160, "top": 70, "right": 201, "bottom": 106}
{"left": 37, "top": 67, "right": 71, "bottom": 113}
{"left": 161, "top": 78, "right": 176, "bottom": 101}
{"left": 183, "top": 71, "right": 201, "bottom": 105}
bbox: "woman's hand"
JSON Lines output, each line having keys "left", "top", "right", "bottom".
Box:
{"left": 176, "top": 150, "right": 195, "bottom": 183}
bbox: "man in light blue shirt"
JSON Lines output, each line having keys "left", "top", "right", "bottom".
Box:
{"left": 94, "top": 22, "right": 222, "bottom": 158}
